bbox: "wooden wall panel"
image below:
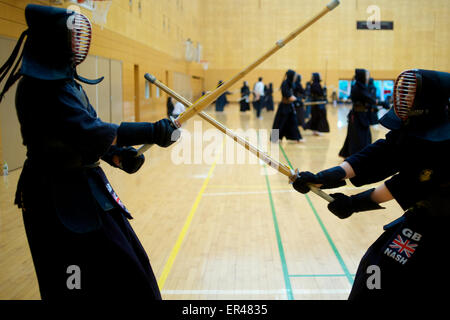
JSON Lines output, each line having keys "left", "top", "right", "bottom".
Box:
{"left": 202, "top": 0, "right": 450, "bottom": 99}
{"left": 97, "top": 56, "right": 111, "bottom": 123}
{"left": 110, "top": 59, "right": 123, "bottom": 125}
{"left": 0, "top": 36, "right": 27, "bottom": 171}
{"left": 77, "top": 55, "right": 98, "bottom": 110}
{"left": 1, "top": 0, "right": 449, "bottom": 164}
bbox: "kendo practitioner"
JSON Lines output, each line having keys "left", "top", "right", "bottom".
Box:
{"left": 292, "top": 69, "right": 450, "bottom": 301}
{"left": 264, "top": 83, "right": 275, "bottom": 111}
{"left": 304, "top": 73, "right": 329, "bottom": 136}
{"left": 253, "top": 77, "right": 265, "bottom": 119}
{"left": 270, "top": 70, "right": 303, "bottom": 143}
{"left": 304, "top": 81, "right": 312, "bottom": 120}
{"left": 293, "top": 74, "right": 306, "bottom": 128}
{"left": 0, "top": 5, "right": 180, "bottom": 300}
{"left": 239, "top": 81, "right": 251, "bottom": 112}
{"left": 367, "top": 77, "right": 379, "bottom": 125}
{"left": 172, "top": 99, "right": 186, "bottom": 118}
{"left": 215, "top": 80, "right": 231, "bottom": 112}
{"left": 323, "top": 85, "right": 328, "bottom": 103}
{"left": 339, "top": 69, "right": 376, "bottom": 158}
{"left": 167, "top": 96, "right": 175, "bottom": 118}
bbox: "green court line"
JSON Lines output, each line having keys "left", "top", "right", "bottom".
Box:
{"left": 289, "top": 274, "right": 356, "bottom": 278}
{"left": 263, "top": 163, "right": 294, "bottom": 300}
{"left": 279, "top": 144, "right": 354, "bottom": 285}
{"left": 258, "top": 132, "right": 293, "bottom": 300}
{"left": 278, "top": 144, "right": 294, "bottom": 171}
{"left": 304, "top": 195, "right": 354, "bottom": 284}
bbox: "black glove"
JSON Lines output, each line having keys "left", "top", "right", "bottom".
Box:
{"left": 380, "top": 101, "right": 391, "bottom": 110}
{"left": 327, "top": 188, "right": 384, "bottom": 219}
{"left": 117, "top": 147, "right": 145, "bottom": 174}
{"left": 102, "top": 146, "right": 145, "bottom": 174}
{"left": 292, "top": 166, "right": 347, "bottom": 194}
{"left": 116, "top": 118, "right": 180, "bottom": 148}
{"left": 153, "top": 118, "right": 181, "bottom": 148}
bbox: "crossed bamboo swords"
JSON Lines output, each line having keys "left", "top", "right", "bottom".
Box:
{"left": 137, "top": 0, "right": 340, "bottom": 202}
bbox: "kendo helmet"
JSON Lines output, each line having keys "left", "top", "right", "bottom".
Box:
{"left": 312, "top": 72, "right": 321, "bottom": 82}
{"left": 0, "top": 4, "right": 101, "bottom": 101}
{"left": 286, "top": 69, "right": 296, "bottom": 83}
{"left": 379, "top": 69, "right": 450, "bottom": 141}
{"left": 354, "top": 68, "right": 369, "bottom": 84}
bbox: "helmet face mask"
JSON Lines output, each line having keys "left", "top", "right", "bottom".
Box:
{"left": 380, "top": 69, "right": 450, "bottom": 141}
{"left": 393, "top": 69, "right": 420, "bottom": 121}
{"left": 14, "top": 5, "right": 92, "bottom": 80}
{"left": 69, "top": 12, "right": 92, "bottom": 67}
{"left": 17, "top": 4, "right": 102, "bottom": 84}
{"left": 0, "top": 5, "right": 98, "bottom": 100}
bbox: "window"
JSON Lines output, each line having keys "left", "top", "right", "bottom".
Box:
{"left": 338, "top": 80, "right": 352, "bottom": 101}
{"left": 373, "top": 80, "right": 394, "bottom": 101}
{"left": 338, "top": 79, "right": 394, "bottom": 102}
{"left": 145, "top": 81, "right": 151, "bottom": 99}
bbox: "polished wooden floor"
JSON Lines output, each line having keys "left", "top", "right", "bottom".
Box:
{"left": 0, "top": 102, "right": 403, "bottom": 300}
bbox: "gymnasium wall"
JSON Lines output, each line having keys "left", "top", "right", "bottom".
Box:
{"left": 0, "top": 0, "right": 206, "bottom": 168}
{"left": 202, "top": 0, "right": 450, "bottom": 102}
{"left": 1, "top": 0, "right": 449, "bottom": 168}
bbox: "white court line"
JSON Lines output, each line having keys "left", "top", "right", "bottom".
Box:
{"left": 202, "top": 186, "right": 363, "bottom": 197}
{"left": 293, "top": 146, "right": 329, "bottom": 149}
{"left": 203, "top": 190, "right": 294, "bottom": 196}
{"left": 162, "top": 289, "right": 350, "bottom": 295}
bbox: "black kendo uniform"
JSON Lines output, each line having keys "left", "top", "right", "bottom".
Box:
{"left": 293, "top": 75, "right": 305, "bottom": 128}
{"left": 304, "top": 73, "right": 329, "bottom": 133}
{"left": 293, "top": 69, "right": 450, "bottom": 302}
{"left": 270, "top": 70, "right": 302, "bottom": 142}
{"left": 239, "top": 82, "right": 251, "bottom": 112}
{"left": 167, "top": 96, "right": 175, "bottom": 117}
{"left": 304, "top": 81, "right": 312, "bottom": 119}
{"left": 215, "top": 80, "right": 231, "bottom": 112}
{"left": 339, "top": 69, "right": 376, "bottom": 158}
{"left": 345, "top": 130, "right": 450, "bottom": 301}
{"left": 344, "top": 70, "right": 450, "bottom": 301}
{"left": 0, "top": 5, "right": 178, "bottom": 300}
{"left": 367, "top": 77, "right": 379, "bottom": 125}
{"left": 215, "top": 92, "right": 230, "bottom": 111}
{"left": 264, "top": 83, "right": 274, "bottom": 111}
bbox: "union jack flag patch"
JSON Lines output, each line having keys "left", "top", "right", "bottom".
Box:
{"left": 389, "top": 235, "right": 418, "bottom": 258}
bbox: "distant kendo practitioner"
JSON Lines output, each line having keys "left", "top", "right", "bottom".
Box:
{"left": 215, "top": 80, "right": 231, "bottom": 112}
{"left": 367, "top": 77, "right": 379, "bottom": 125}
{"left": 0, "top": 4, "right": 180, "bottom": 300}
{"left": 172, "top": 99, "right": 186, "bottom": 118}
{"left": 304, "top": 81, "right": 312, "bottom": 120}
{"left": 167, "top": 96, "right": 175, "bottom": 118}
{"left": 264, "top": 83, "right": 274, "bottom": 111}
{"left": 253, "top": 77, "right": 265, "bottom": 119}
{"left": 304, "top": 72, "right": 329, "bottom": 136}
{"left": 293, "top": 73, "right": 306, "bottom": 128}
{"left": 339, "top": 69, "right": 376, "bottom": 158}
{"left": 270, "top": 70, "right": 303, "bottom": 143}
{"left": 291, "top": 69, "right": 450, "bottom": 301}
{"left": 323, "top": 85, "right": 328, "bottom": 103}
{"left": 239, "top": 81, "right": 251, "bottom": 112}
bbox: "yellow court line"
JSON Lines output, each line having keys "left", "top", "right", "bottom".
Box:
{"left": 208, "top": 184, "right": 290, "bottom": 189}
{"left": 157, "top": 149, "right": 221, "bottom": 290}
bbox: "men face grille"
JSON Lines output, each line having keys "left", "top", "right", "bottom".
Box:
{"left": 394, "top": 70, "right": 418, "bottom": 121}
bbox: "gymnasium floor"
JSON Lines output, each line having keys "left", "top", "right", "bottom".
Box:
{"left": 0, "top": 102, "right": 403, "bottom": 300}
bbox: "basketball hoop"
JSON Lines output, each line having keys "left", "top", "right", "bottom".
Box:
{"left": 200, "top": 60, "right": 209, "bottom": 71}
{"left": 92, "top": 0, "right": 112, "bottom": 28}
